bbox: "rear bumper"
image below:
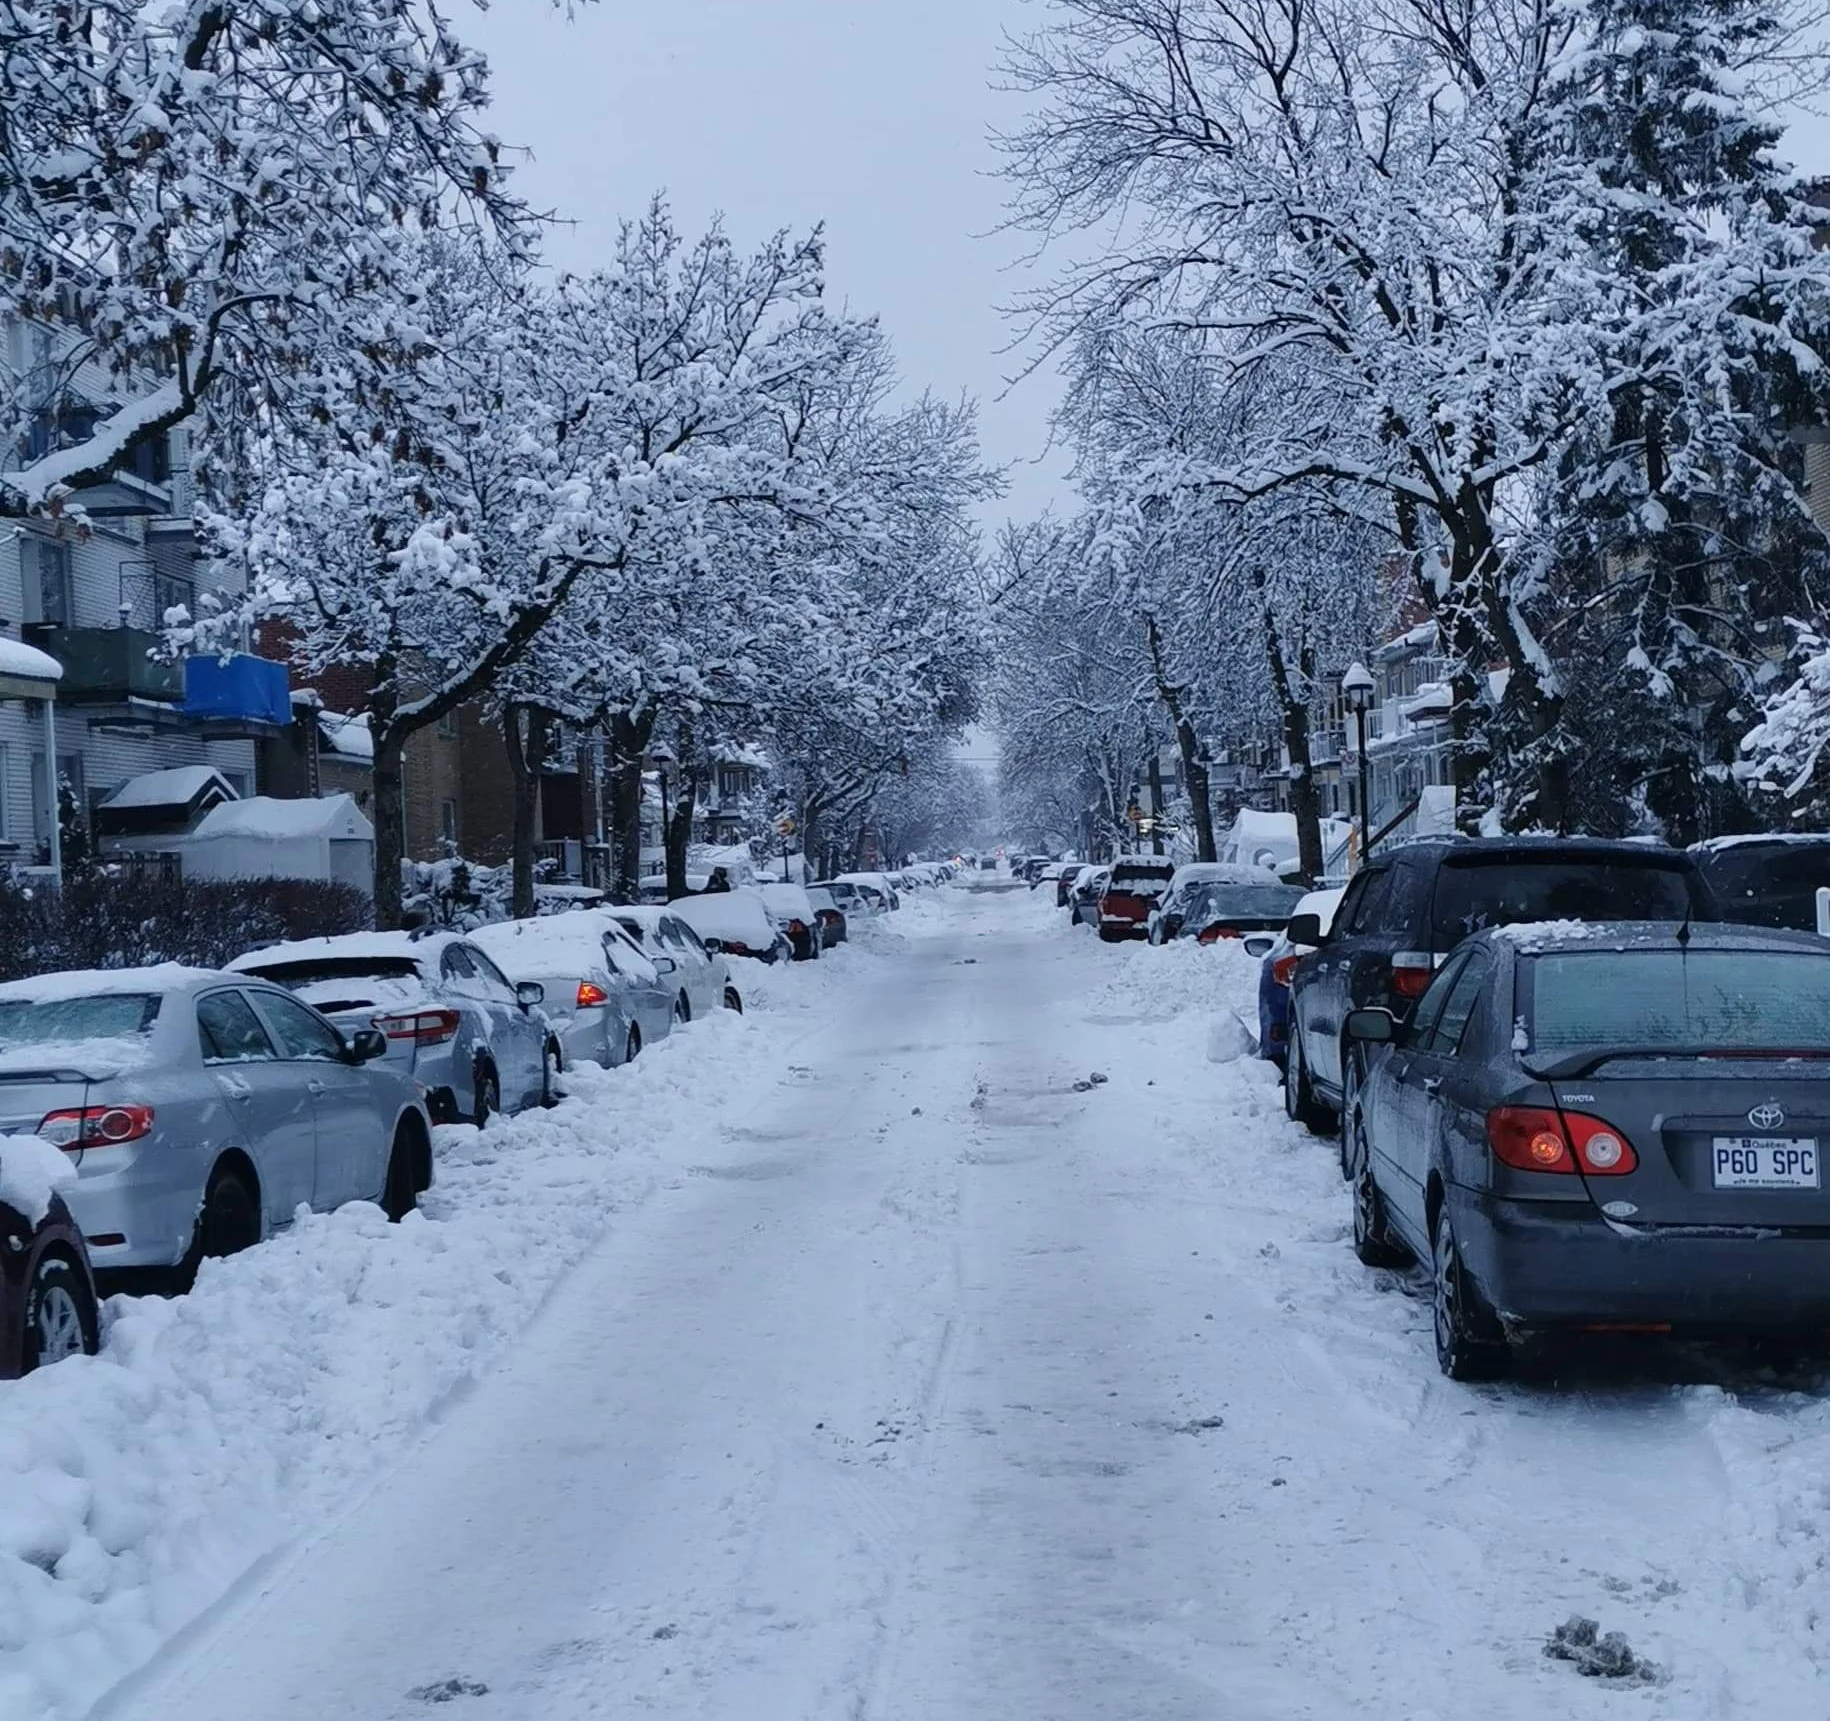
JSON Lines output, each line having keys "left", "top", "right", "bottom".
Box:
{"left": 1452, "top": 1186, "right": 1830, "bottom": 1331}
{"left": 66, "top": 1142, "right": 205, "bottom": 1270}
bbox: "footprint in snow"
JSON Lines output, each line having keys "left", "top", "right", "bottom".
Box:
{"left": 407, "top": 1677, "right": 490, "bottom": 1704}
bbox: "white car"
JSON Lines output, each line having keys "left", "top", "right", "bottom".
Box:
{"left": 470, "top": 913, "right": 653, "bottom": 1072}
{"left": 668, "top": 890, "right": 789, "bottom": 964}
{"left": 608, "top": 906, "right": 743, "bottom": 1018}
{"left": 757, "top": 882, "right": 823, "bottom": 961}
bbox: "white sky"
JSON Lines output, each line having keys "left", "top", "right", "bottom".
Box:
{"left": 465, "top": 0, "right": 1071, "bottom": 526}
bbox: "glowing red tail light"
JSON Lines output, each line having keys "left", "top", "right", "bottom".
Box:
{"left": 1487, "top": 1107, "right": 1638, "bottom": 1176}
{"left": 39, "top": 1104, "right": 155, "bottom": 1150}
{"left": 1197, "top": 925, "right": 1240, "bottom": 945}
{"left": 576, "top": 981, "right": 609, "bottom": 1009}
{"left": 1271, "top": 953, "right": 1301, "bottom": 987}
{"left": 373, "top": 1008, "right": 460, "bottom": 1045}
{"left": 1391, "top": 952, "right": 1435, "bottom": 999}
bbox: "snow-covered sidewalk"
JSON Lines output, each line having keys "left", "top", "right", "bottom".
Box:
{"left": 10, "top": 886, "right": 1830, "bottom": 1720}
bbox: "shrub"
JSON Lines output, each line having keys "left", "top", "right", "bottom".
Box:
{"left": 0, "top": 873, "right": 372, "bottom": 983}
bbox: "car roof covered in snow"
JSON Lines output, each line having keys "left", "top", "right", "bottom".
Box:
{"left": 1168, "top": 861, "right": 1275, "bottom": 890}
{"left": 668, "top": 890, "right": 778, "bottom": 949}
{"left": 469, "top": 913, "right": 618, "bottom": 982}
{"left": 0, "top": 962, "right": 222, "bottom": 1002}
{"left": 227, "top": 931, "right": 462, "bottom": 974}
{"left": 1481, "top": 920, "right": 1830, "bottom": 956}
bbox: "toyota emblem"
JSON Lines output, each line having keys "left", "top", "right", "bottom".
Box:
{"left": 1748, "top": 1101, "right": 1787, "bottom": 1132}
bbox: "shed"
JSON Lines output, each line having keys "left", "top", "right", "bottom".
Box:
{"left": 97, "top": 765, "right": 239, "bottom": 838}
{"left": 178, "top": 794, "right": 374, "bottom": 895}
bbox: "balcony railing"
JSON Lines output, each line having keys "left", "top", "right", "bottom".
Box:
{"left": 24, "top": 625, "right": 182, "bottom": 702}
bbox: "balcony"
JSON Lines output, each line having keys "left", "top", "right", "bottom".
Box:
{"left": 183, "top": 652, "right": 291, "bottom": 730}
{"left": 24, "top": 626, "right": 181, "bottom": 703}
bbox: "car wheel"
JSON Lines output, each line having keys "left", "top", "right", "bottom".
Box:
{"left": 183, "top": 1164, "right": 261, "bottom": 1285}
{"left": 473, "top": 1064, "right": 500, "bottom": 1128}
{"left": 723, "top": 986, "right": 743, "bottom": 1014}
{"left": 540, "top": 1039, "right": 563, "bottom": 1108}
{"left": 1097, "top": 926, "right": 1123, "bottom": 943}
{"left": 1351, "top": 1129, "right": 1409, "bottom": 1268}
{"left": 625, "top": 1025, "right": 642, "bottom": 1064}
{"left": 21, "top": 1254, "right": 98, "bottom": 1371}
{"left": 1432, "top": 1212, "right": 1508, "bottom": 1381}
{"left": 1338, "top": 1052, "right": 1363, "bottom": 1180}
{"left": 674, "top": 994, "right": 691, "bottom": 1026}
{"left": 382, "top": 1124, "right": 422, "bottom": 1222}
{"left": 1284, "top": 1026, "right": 1335, "bottom": 1138}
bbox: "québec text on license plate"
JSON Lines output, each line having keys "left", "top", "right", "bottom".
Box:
{"left": 1711, "top": 1138, "right": 1820, "bottom": 1189}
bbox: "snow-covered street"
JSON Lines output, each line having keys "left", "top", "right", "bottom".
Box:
{"left": 5, "top": 885, "right": 1822, "bottom": 1720}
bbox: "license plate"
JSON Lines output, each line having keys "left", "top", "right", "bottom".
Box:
{"left": 1711, "top": 1138, "right": 1820, "bottom": 1190}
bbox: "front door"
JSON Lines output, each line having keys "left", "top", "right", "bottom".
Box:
{"left": 249, "top": 989, "right": 385, "bottom": 1207}
{"left": 195, "top": 987, "right": 315, "bottom": 1227}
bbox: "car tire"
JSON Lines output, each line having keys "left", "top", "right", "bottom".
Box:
{"left": 1097, "top": 926, "right": 1123, "bottom": 943}
{"left": 1338, "top": 1053, "right": 1364, "bottom": 1180}
{"left": 1432, "top": 1212, "right": 1509, "bottom": 1381}
{"left": 473, "top": 1064, "right": 500, "bottom": 1128}
{"left": 723, "top": 986, "right": 743, "bottom": 1014}
{"left": 673, "top": 995, "right": 691, "bottom": 1026}
{"left": 625, "top": 1025, "right": 642, "bottom": 1064}
{"left": 1284, "top": 1027, "right": 1335, "bottom": 1138}
{"left": 21, "top": 1253, "right": 98, "bottom": 1372}
{"left": 183, "top": 1164, "right": 261, "bottom": 1285}
{"left": 381, "top": 1124, "right": 423, "bottom": 1222}
{"left": 1351, "top": 1136, "right": 1409, "bottom": 1269}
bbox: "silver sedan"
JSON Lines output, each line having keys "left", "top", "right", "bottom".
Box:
{"left": 0, "top": 967, "right": 434, "bottom": 1285}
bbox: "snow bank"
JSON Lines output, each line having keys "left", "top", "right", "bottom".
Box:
{"left": 0, "top": 1136, "right": 77, "bottom": 1227}
{"left": 0, "top": 1000, "right": 803, "bottom": 1721}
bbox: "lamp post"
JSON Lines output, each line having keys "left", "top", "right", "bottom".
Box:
{"left": 1341, "top": 660, "right": 1376, "bottom": 868}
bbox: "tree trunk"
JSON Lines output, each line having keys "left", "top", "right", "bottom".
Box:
{"left": 504, "top": 704, "right": 550, "bottom": 921}
{"left": 1144, "top": 616, "right": 1216, "bottom": 861}
{"left": 373, "top": 729, "right": 407, "bottom": 930}
{"left": 607, "top": 709, "right": 656, "bottom": 901}
{"left": 801, "top": 795, "right": 825, "bottom": 881}
{"left": 1254, "top": 574, "right": 1324, "bottom": 883}
{"left": 665, "top": 719, "right": 698, "bottom": 899}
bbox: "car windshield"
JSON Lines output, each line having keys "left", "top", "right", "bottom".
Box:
{"left": 1433, "top": 858, "right": 1699, "bottom": 945}
{"left": 1526, "top": 950, "right": 1830, "bottom": 1054}
{"left": 1186, "top": 883, "right": 1305, "bottom": 920}
{"left": 0, "top": 993, "right": 161, "bottom": 1046}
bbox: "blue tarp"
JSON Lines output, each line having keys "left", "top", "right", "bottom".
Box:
{"left": 183, "top": 653, "right": 291, "bottom": 726}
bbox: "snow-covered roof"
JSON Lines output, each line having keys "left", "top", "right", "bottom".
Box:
{"left": 0, "top": 637, "right": 63, "bottom": 684}
{"left": 318, "top": 710, "right": 374, "bottom": 763}
{"left": 190, "top": 794, "right": 373, "bottom": 843}
{"left": 1693, "top": 832, "right": 1830, "bottom": 851}
{"left": 0, "top": 962, "right": 219, "bottom": 1002}
{"left": 668, "top": 890, "right": 777, "bottom": 950}
{"left": 470, "top": 913, "right": 618, "bottom": 984}
{"left": 758, "top": 882, "right": 817, "bottom": 920}
{"left": 1400, "top": 682, "right": 1453, "bottom": 721}
{"left": 712, "top": 743, "right": 770, "bottom": 770}
{"left": 101, "top": 765, "right": 235, "bottom": 811}
{"left": 1169, "top": 861, "right": 1275, "bottom": 889}
{"left": 228, "top": 931, "right": 457, "bottom": 974}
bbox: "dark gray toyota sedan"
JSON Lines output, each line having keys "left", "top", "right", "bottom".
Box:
{"left": 1342, "top": 922, "right": 1830, "bottom": 1377}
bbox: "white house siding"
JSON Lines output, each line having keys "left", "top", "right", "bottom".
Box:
{"left": 80, "top": 729, "right": 256, "bottom": 811}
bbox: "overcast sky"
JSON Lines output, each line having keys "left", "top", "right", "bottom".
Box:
{"left": 465, "top": 0, "right": 1070, "bottom": 529}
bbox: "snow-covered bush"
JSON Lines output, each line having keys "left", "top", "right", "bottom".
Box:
{"left": 0, "top": 875, "right": 369, "bottom": 982}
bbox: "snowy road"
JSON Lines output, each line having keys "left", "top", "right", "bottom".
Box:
{"left": 90, "top": 887, "right": 1830, "bottom": 1720}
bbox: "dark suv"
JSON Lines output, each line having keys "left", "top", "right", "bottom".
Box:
{"left": 1283, "top": 837, "right": 1715, "bottom": 1153}
{"left": 1690, "top": 835, "right": 1830, "bottom": 932}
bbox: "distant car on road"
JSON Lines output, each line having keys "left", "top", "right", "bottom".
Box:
{"left": 469, "top": 912, "right": 655, "bottom": 1072}
{"left": 1054, "top": 863, "right": 1087, "bottom": 908}
{"left": 231, "top": 932, "right": 549, "bottom": 1125}
{"left": 1098, "top": 857, "right": 1177, "bottom": 941}
{"left": 0, "top": 965, "right": 433, "bottom": 1284}
{"left": 1690, "top": 835, "right": 1830, "bottom": 932}
{"left": 1148, "top": 862, "right": 1288, "bottom": 943}
{"left": 758, "top": 882, "right": 823, "bottom": 961}
{"left": 1282, "top": 837, "right": 1716, "bottom": 1142}
{"left": 610, "top": 906, "right": 743, "bottom": 1017}
{"left": 1343, "top": 922, "right": 1830, "bottom": 1377}
{"left": 0, "top": 1136, "right": 100, "bottom": 1377}
{"left": 669, "top": 889, "right": 789, "bottom": 964}
{"left": 1068, "top": 865, "right": 1111, "bottom": 928}
{"left": 804, "top": 887, "right": 848, "bottom": 948}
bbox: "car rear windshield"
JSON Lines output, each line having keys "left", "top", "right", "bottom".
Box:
{"left": 1432, "top": 857, "right": 1699, "bottom": 947}
{"left": 247, "top": 957, "right": 422, "bottom": 988}
{"left": 1527, "top": 950, "right": 1830, "bottom": 1054}
{"left": 1188, "top": 884, "right": 1305, "bottom": 919}
{"left": 0, "top": 993, "right": 161, "bottom": 1046}
{"left": 1697, "top": 843, "right": 1830, "bottom": 930}
{"left": 1108, "top": 864, "right": 1174, "bottom": 893}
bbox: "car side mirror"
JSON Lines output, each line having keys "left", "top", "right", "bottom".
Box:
{"left": 1345, "top": 1008, "right": 1396, "bottom": 1045}
{"left": 653, "top": 955, "right": 679, "bottom": 975}
{"left": 516, "top": 981, "right": 546, "bottom": 1010}
{"left": 1285, "top": 914, "right": 1327, "bottom": 947}
{"left": 1243, "top": 935, "right": 1276, "bottom": 958}
{"left": 701, "top": 937, "right": 725, "bottom": 954}
{"left": 349, "top": 1027, "right": 389, "bottom": 1064}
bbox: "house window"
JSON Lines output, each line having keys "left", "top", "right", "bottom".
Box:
{"left": 718, "top": 768, "right": 744, "bottom": 799}
{"left": 153, "top": 566, "right": 195, "bottom": 625}
{"left": 440, "top": 798, "right": 458, "bottom": 848}
{"left": 21, "top": 539, "right": 71, "bottom": 627}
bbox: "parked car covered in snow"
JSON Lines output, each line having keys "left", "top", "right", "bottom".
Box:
{"left": 1097, "top": 857, "right": 1177, "bottom": 941}
{"left": 1148, "top": 862, "right": 1281, "bottom": 943}
{"left": 668, "top": 889, "right": 789, "bottom": 964}
{"left": 229, "top": 932, "right": 550, "bottom": 1124}
{"left": 610, "top": 906, "right": 744, "bottom": 1017}
{"left": 1068, "top": 865, "right": 1111, "bottom": 928}
{"left": 0, "top": 965, "right": 434, "bottom": 1283}
{"left": 0, "top": 1135, "right": 100, "bottom": 1377}
{"left": 758, "top": 882, "right": 824, "bottom": 961}
{"left": 834, "top": 871, "right": 902, "bottom": 910}
{"left": 1258, "top": 887, "right": 1346, "bottom": 1072}
{"left": 804, "top": 887, "right": 848, "bottom": 948}
{"left": 825, "top": 879, "right": 890, "bottom": 918}
{"left": 470, "top": 913, "right": 649, "bottom": 1073}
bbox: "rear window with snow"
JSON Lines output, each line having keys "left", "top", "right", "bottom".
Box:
{"left": 0, "top": 994, "right": 161, "bottom": 1047}
{"left": 1432, "top": 857, "right": 1701, "bottom": 947}
{"left": 1525, "top": 951, "right": 1830, "bottom": 1054}
{"left": 242, "top": 957, "right": 423, "bottom": 988}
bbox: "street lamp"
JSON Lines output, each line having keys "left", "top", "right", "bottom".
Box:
{"left": 1341, "top": 660, "right": 1376, "bottom": 867}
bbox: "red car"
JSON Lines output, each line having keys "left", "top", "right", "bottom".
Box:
{"left": 1098, "top": 857, "right": 1177, "bottom": 941}
{"left": 1, "top": 1188, "right": 100, "bottom": 1379}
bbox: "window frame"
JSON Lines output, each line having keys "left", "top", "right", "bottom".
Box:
{"left": 196, "top": 988, "right": 280, "bottom": 1065}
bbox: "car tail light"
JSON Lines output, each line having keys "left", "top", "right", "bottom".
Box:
{"left": 789, "top": 919, "right": 808, "bottom": 935}
{"left": 1271, "top": 953, "right": 1301, "bottom": 987}
{"left": 576, "top": 981, "right": 609, "bottom": 1009}
{"left": 1487, "top": 1107, "right": 1638, "bottom": 1176}
{"left": 1391, "top": 952, "right": 1435, "bottom": 999}
{"left": 39, "top": 1104, "right": 155, "bottom": 1150}
{"left": 1197, "top": 925, "right": 1240, "bottom": 945}
{"left": 374, "top": 1008, "right": 460, "bottom": 1045}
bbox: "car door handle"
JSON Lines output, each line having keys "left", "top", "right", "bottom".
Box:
{"left": 220, "top": 1077, "right": 253, "bottom": 1102}
{"left": 1422, "top": 1077, "right": 1443, "bottom": 1096}
{"left": 307, "top": 1079, "right": 326, "bottom": 1097}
